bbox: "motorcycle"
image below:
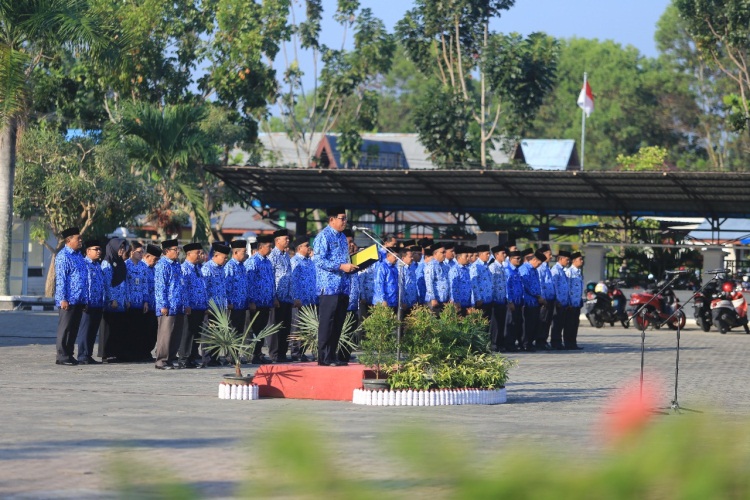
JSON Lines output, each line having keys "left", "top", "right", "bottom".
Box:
{"left": 710, "top": 281, "right": 750, "bottom": 334}
{"left": 585, "top": 280, "right": 629, "bottom": 328}
{"left": 693, "top": 279, "right": 721, "bottom": 332}
{"left": 627, "top": 280, "right": 686, "bottom": 330}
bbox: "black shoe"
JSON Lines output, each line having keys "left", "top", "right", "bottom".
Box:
{"left": 79, "top": 357, "right": 101, "bottom": 365}
{"left": 523, "top": 346, "right": 536, "bottom": 352}
{"left": 102, "top": 357, "right": 118, "bottom": 364}
{"left": 155, "top": 364, "right": 174, "bottom": 370}
{"left": 205, "top": 359, "right": 221, "bottom": 367}
{"left": 299, "top": 354, "right": 311, "bottom": 362}
{"left": 56, "top": 357, "right": 78, "bottom": 366}
{"left": 178, "top": 361, "right": 197, "bottom": 369}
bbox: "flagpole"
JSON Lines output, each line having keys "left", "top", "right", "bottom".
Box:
{"left": 581, "top": 72, "right": 587, "bottom": 171}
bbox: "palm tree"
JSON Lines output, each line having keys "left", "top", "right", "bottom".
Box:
{"left": 114, "top": 101, "right": 214, "bottom": 241}
{"left": 0, "top": 0, "right": 116, "bottom": 294}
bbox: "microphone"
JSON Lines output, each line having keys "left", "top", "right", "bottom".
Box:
{"left": 706, "top": 268, "right": 730, "bottom": 274}
{"left": 665, "top": 269, "right": 689, "bottom": 275}
{"left": 351, "top": 225, "right": 364, "bottom": 232}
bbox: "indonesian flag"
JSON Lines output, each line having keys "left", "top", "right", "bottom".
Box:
{"left": 577, "top": 80, "right": 594, "bottom": 117}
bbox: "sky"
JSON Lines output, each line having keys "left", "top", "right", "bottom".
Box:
{"left": 312, "top": 0, "right": 673, "bottom": 58}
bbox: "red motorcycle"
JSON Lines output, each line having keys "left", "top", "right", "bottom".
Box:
{"left": 710, "top": 281, "right": 750, "bottom": 334}
{"left": 628, "top": 282, "right": 686, "bottom": 330}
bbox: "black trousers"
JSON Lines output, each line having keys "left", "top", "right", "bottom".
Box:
{"left": 318, "top": 294, "right": 349, "bottom": 364}
{"left": 99, "top": 311, "right": 127, "bottom": 360}
{"left": 537, "top": 303, "right": 554, "bottom": 346}
{"left": 124, "top": 308, "right": 145, "bottom": 362}
{"left": 229, "top": 308, "right": 246, "bottom": 337}
{"left": 522, "top": 305, "right": 540, "bottom": 349}
{"left": 489, "top": 302, "right": 507, "bottom": 351}
{"left": 563, "top": 306, "right": 581, "bottom": 347}
{"left": 143, "top": 310, "right": 158, "bottom": 359}
{"left": 479, "top": 302, "right": 493, "bottom": 320}
{"left": 550, "top": 302, "right": 567, "bottom": 348}
{"left": 505, "top": 305, "right": 523, "bottom": 349}
{"left": 179, "top": 309, "right": 205, "bottom": 362}
{"left": 76, "top": 307, "right": 102, "bottom": 361}
{"left": 247, "top": 307, "right": 271, "bottom": 358}
{"left": 268, "top": 302, "right": 292, "bottom": 361}
{"left": 56, "top": 304, "right": 84, "bottom": 361}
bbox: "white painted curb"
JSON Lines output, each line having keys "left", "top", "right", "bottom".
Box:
{"left": 352, "top": 388, "right": 506, "bottom": 406}
{"left": 218, "top": 382, "right": 260, "bottom": 400}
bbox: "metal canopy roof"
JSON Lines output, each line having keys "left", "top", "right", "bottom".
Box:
{"left": 205, "top": 166, "right": 750, "bottom": 219}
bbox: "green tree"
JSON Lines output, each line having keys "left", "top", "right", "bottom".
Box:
{"left": 0, "top": 0, "right": 117, "bottom": 294}
{"left": 616, "top": 146, "right": 669, "bottom": 171}
{"left": 14, "top": 125, "right": 151, "bottom": 296}
{"left": 396, "top": 0, "right": 559, "bottom": 168}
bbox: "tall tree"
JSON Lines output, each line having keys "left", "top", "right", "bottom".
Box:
{"left": 0, "top": 0, "right": 116, "bottom": 294}
{"left": 396, "top": 0, "right": 559, "bottom": 168}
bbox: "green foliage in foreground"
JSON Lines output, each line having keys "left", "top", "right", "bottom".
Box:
{"left": 109, "top": 414, "right": 750, "bottom": 498}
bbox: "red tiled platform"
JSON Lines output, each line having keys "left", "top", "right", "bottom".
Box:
{"left": 253, "top": 362, "right": 375, "bottom": 401}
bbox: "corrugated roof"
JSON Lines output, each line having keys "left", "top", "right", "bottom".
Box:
{"left": 687, "top": 218, "right": 750, "bottom": 243}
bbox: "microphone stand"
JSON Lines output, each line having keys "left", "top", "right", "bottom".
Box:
{"left": 355, "top": 227, "right": 405, "bottom": 366}
{"left": 658, "top": 271, "right": 723, "bottom": 414}
{"left": 624, "top": 273, "right": 682, "bottom": 405}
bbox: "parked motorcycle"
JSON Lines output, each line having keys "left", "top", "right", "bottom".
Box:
{"left": 693, "top": 279, "right": 721, "bottom": 332}
{"left": 585, "top": 280, "right": 629, "bottom": 328}
{"left": 710, "top": 281, "right": 750, "bottom": 334}
{"left": 628, "top": 280, "right": 686, "bottom": 330}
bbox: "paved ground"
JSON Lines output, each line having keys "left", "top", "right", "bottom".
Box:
{"left": 1, "top": 310, "right": 749, "bottom": 498}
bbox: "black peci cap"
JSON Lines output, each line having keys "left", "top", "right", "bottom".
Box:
{"left": 183, "top": 243, "right": 203, "bottom": 252}
{"left": 211, "top": 242, "right": 230, "bottom": 255}
{"left": 146, "top": 244, "right": 163, "bottom": 257}
{"left": 61, "top": 227, "right": 80, "bottom": 239}
{"left": 161, "top": 239, "right": 179, "bottom": 249}
{"left": 230, "top": 240, "right": 247, "bottom": 249}
{"left": 326, "top": 206, "right": 346, "bottom": 218}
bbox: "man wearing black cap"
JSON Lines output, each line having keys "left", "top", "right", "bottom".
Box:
{"left": 313, "top": 207, "right": 357, "bottom": 366}
{"left": 225, "top": 240, "right": 249, "bottom": 344}
{"left": 125, "top": 241, "right": 149, "bottom": 361}
{"left": 444, "top": 242, "right": 456, "bottom": 269}
{"left": 505, "top": 250, "right": 525, "bottom": 351}
{"left": 178, "top": 243, "right": 207, "bottom": 368}
{"left": 488, "top": 245, "right": 508, "bottom": 352}
{"left": 268, "top": 228, "right": 294, "bottom": 363}
{"left": 75, "top": 240, "right": 104, "bottom": 364}
{"left": 291, "top": 236, "right": 315, "bottom": 361}
{"left": 518, "top": 250, "right": 547, "bottom": 351}
{"left": 416, "top": 242, "right": 432, "bottom": 304}
{"left": 448, "top": 246, "right": 473, "bottom": 315}
{"left": 141, "top": 244, "right": 163, "bottom": 361}
{"left": 470, "top": 244, "right": 494, "bottom": 320}
{"left": 537, "top": 245, "right": 557, "bottom": 350}
{"left": 425, "top": 243, "right": 449, "bottom": 313}
{"left": 565, "top": 252, "right": 585, "bottom": 350}
{"left": 54, "top": 227, "right": 87, "bottom": 365}
{"left": 550, "top": 250, "right": 571, "bottom": 350}
{"left": 246, "top": 234, "right": 276, "bottom": 364}
{"left": 154, "top": 239, "right": 187, "bottom": 370}
{"left": 201, "top": 242, "right": 230, "bottom": 366}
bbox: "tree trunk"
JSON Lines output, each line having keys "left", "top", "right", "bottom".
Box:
{"left": 0, "top": 119, "right": 18, "bottom": 295}
{"left": 45, "top": 253, "right": 57, "bottom": 298}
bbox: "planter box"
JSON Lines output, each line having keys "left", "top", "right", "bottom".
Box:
{"left": 352, "top": 387, "right": 506, "bottom": 406}
{"left": 218, "top": 382, "right": 259, "bottom": 400}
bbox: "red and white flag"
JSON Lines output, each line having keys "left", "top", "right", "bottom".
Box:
{"left": 577, "top": 80, "right": 594, "bottom": 117}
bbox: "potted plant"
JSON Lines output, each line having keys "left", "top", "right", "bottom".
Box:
{"left": 199, "top": 300, "right": 283, "bottom": 385}
{"left": 358, "top": 304, "right": 399, "bottom": 390}
{"left": 289, "top": 305, "right": 359, "bottom": 361}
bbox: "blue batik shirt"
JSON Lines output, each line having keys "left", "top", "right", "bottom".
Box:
{"left": 269, "top": 247, "right": 293, "bottom": 304}
{"left": 201, "top": 259, "right": 227, "bottom": 309}
{"left": 373, "top": 260, "right": 399, "bottom": 307}
{"left": 182, "top": 260, "right": 208, "bottom": 311}
{"left": 538, "top": 262, "right": 556, "bottom": 301}
{"left": 470, "top": 260, "right": 494, "bottom": 304}
{"left": 551, "top": 262, "right": 570, "bottom": 307}
{"left": 55, "top": 246, "right": 87, "bottom": 306}
{"left": 125, "top": 259, "right": 149, "bottom": 309}
{"left": 224, "top": 257, "right": 248, "bottom": 309}
{"left": 155, "top": 256, "right": 186, "bottom": 316}
{"left": 145, "top": 265, "right": 156, "bottom": 311}
{"left": 246, "top": 253, "right": 275, "bottom": 308}
{"left": 102, "top": 260, "right": 128, "bottom": 312}
{"left": 359, "top": 265, "right": 375, "bottom": 303}
{"left": 401, "top": 263, "right": 419, "bottom": 308}
{"left": 488, "top": 260, "right": 507, "bottom": 305}
{"left": 449, "top": 263, "right": 473, "bottom": 307}
{"left": 519, "top": 262, "right": 542, "bottom": 307}
{"left": 424, "top": 259, "right": 450, "bottom": 303}
{"left": 348, "top": 272, "right": 361, "bottom": 311}
{"left": 567, "top": 265, "right": 584, "bottom": 308}
{"left": 506, "top": 264, "right": 524, "bottom": 306}
{"left": 292, "top": 256, "right": 318, "bottom": 306}
{"left": 313, "top": 225, "right": 351, "bottom": 296}
{"left": 415, "top": 260, "right": 427, "bottom": 303}
{"left": 84, "top": 257, "right": 105, "bottom": 308}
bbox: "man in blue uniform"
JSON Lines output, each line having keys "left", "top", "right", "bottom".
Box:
{"left": 246, "top": 234, "right": 276, "bottom": 364}
{"left": 373, "top": 246, "right": 399, "bottom": 313}
{"left": 550, "top": 250, "right": 571, "bottom": 350}
{"left": 125, "top": 241, "right": 149, "bottom": 362}
{"left": 519, "top": 250, "right": 547, "bottom": 352}
{"left": 268, "top": 228, "right": 294, "bottom": 363}
{"left": 55, "top": 227, "right": 87, "bottom": 366}
{"left": 225, "top": 240, "right": 249, "bottom": 341}
{"left": 201, "top": 242, "right": 230, "bottom": 366}
{"left": 141, "top": 244, "right": 162, "bottom": 361}
{"left": 444, "top": 242, "right": 456, "bottom": 269}
{"left": 291, "top": 236, "right": 316, "bottom": 361}
{"left": 313, "top": 206, "right": 357, "bottom": 366}
{"left": 470, "top": 244, "right": 494, "bottom": 320}
{"left": 488, "top": 245, "right": 507, "bottom": 352}
{"left": 505, "top": 250, "right": 525, "bottom": 352}
{"left": 179, "top": 242, "right": 207, "bottom": 368}
{"left": 76, "top": 240, "right": 104, "bottom": 364}
{"left": 424, "top": 243, "right": 449, "bottom": 314}
{"left": 400, "top": 246, "right": 419, "bottom": 318}
{"left": 565, "top": 252, "right": 585, "bottom": 350}
{"left": 536, "top": 245, "right": 557, "bottom": 350}
{"left": 448, "top": 245, "right": 473, "bottom": 315}
{"left": 154, "top": 239, "right": 186, "bottom": 370}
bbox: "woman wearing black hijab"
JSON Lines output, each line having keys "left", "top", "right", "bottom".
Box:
{"left": 98, "top": 238, "right": 130, "bottom": 362}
